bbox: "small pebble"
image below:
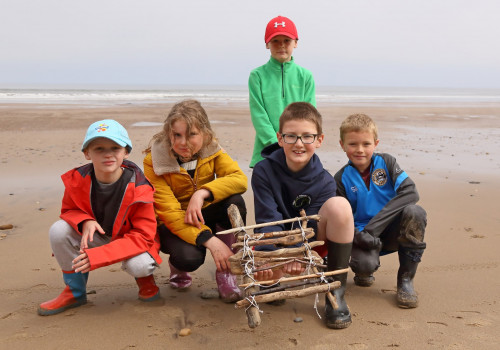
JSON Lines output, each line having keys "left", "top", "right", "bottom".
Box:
{"left": 199, "top": 289, "right": 219, "bottom": 299}
{"left": 294, "top": 317, "right": 303, "bottom": 323}
{"left": 179, "top": 328, "right": 191, "bottom": 336}
{"left": 0, "top": 224, "right": 14, "bottom": 230}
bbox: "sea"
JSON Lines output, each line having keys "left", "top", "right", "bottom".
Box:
{"left": 0, "top": 85, "right": 499, "bottom": 107}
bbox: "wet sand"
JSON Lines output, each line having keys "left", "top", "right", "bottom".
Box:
{"left": 0, "top": 101, "right": 499, "bottom": 349}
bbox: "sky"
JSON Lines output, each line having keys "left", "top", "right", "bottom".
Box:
{"left": 1, "top": 0, "right": 500, "bottom": 89}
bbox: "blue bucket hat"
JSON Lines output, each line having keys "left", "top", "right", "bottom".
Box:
{"left": 81, "top": 119, "right": 133, "bottom": 152}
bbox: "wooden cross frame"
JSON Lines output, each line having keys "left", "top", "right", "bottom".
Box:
{"left": 218, "top": 205, "right": 344, "bottom": 328}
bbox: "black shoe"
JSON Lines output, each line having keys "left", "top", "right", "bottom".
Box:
{"left": 397, "top": 248, "right": 423, "bottom": 308}
{"left": 324, "top": 241, "right": 352, "bottom": 329}
{"left": 325, "top": 293, "right": 351, "bottom": 329}
{"left": 354, "top": 273, "right": 375, "bottom": 287}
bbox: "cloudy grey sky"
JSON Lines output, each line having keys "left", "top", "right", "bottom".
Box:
{"left": 1, "top": 0, "right": 499, "bottom": 88}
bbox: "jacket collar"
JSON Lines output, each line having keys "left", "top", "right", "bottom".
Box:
{"left": 268, "top": 56, "right": 295, "bottom": 69}
{"left": 151, "top": 138, "right": 221, "bottom": 175}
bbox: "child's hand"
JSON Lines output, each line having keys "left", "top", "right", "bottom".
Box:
{"left": 81, "top": 220, "right": 105, "bottom": 249}
{"left": 185, "top": 189, "right": 211, "bottom": 229}
{"left": 72, "top": 250, "right": 90, "bottom": 273}
{"left": 354, "top": 230, "right": 382, "bottom": 251}
{"left": 203, "top": 236, "right": 233, "bottom": 272}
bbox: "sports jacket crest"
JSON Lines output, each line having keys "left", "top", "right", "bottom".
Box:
{"left": 60, "top": 160, "right": 161, "bottom": 270}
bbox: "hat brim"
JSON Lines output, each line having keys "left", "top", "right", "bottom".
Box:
{"left": 81, "top": 136, "right": 129, "bottom": 152}
{"left": 265, "top": 32, "right": 298, "bottom": 43}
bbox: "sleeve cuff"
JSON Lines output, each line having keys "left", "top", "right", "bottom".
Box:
{"left": 196, "top": 229, "right": 214, "bottom": 247}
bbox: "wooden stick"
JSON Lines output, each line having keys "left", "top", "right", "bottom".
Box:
{"left": 229, "top": 254, "right": 324, "bottom": 275}
{"left": 235, "top": 282, "right": 340, "bottom": 309}
{"left": 239, "top": 268, "right": 349, "bottom": 287}
{"left": 229, "top": 241, "right": 324, "bottom": 262}
{"left": 236, "top": 228, "right": 315, "bottom": 242}
{"left": 227, "top": 204, "right": 261, "bottom": 328}
{"left": 250, "top": 279, "right": 323, "bottom": 296}
{"left": 216, "top": 214, "right": 321, "bottom": 236}
{"left": 232, "top": 230, "right": 314, "bottom": 249}
{"left": 251, "top": 258, "right": 325, "bottom": 273}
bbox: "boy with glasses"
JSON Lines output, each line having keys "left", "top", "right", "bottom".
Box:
{"left": 251, "top": 102, "right": 354, "bottom": 329}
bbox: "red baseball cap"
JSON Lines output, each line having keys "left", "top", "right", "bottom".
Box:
{"left": 264, "top": 16, "right": 298, "bottom": 43}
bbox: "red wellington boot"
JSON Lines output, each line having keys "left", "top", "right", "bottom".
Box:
{"left": 136, "top": 274, "right": 160, "bottom": 302}
{"left": 38, "top": 271, "right": 88, "bottom": 316}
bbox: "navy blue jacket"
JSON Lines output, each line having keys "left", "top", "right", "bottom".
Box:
{"left": 251, "top": 143, "right": 336, "bottom": 250}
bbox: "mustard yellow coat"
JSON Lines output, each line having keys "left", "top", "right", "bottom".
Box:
{"left": 143, "top": 139, "right": 247, "bottom": 245}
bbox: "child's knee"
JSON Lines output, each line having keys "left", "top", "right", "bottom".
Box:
{"left": 323, "top": 197, "right": 352, "bottom": 220}
{"left": 122, "top": 253, "right": 157, "bottom": 278}
{"left": 400, "top": 205, "right": 427, "bottom": 246}
{"left": 49, "top": 220, "right": 76, "bottom": 244}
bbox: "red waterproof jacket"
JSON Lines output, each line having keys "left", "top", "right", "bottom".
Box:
{"left": 59, "top": 160, "right": 162, "bottom": 270}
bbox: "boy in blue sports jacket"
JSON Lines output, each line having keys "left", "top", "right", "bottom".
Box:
{"left": 335, "top": 114, "right": 427, "bottom": 308}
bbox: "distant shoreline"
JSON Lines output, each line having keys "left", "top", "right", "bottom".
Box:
{"left": 1, "top": 86, "right": 499, "bottom": 107}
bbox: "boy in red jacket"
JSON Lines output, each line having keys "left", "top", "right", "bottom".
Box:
{"left": 38, "top": 119, "right": 162, "bottom": 316}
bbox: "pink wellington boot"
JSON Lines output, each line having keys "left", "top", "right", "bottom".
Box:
{"left": 168, "top": 260, "right": 192, "bottom": 290}
{"left": 217, "top": 231, "right": 243, "bottom": 302}
{"left": 216, "top": 270, "right": 243, "bottom": 303}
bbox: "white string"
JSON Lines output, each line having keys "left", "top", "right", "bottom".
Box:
{"left": 297, "top": 216, "right": 329, "bottom": 320}
{"left": 244, "top": 295, "right": 263, "bottom": 313}
{"left": 313, "top": 293, "right": 322, "bottom": 319}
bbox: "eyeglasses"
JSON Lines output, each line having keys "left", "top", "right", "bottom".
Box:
{"left": 281, "top": 134, "right": 318, "bottom": 144}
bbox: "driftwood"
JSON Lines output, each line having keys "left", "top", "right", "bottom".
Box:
{"left": 236, "top": 227, "right": 315, "bottom": 242}
{"left": 251, "top": 258, "right": 325, "bottom": 273}
{"left": 228, "top": 243, "right": 324, "bottom": 275}
{"left": 250, "top": 279, "right": 323, "bottom": 296}
{"left": 216, "top": 214, "right": 321, "bottom": 236}
{"left": 229, "top": 241, "right": 323, "bottom": 261}
{"left": 231, "top": 229, "right": 315, "bottom": 249}
{"left": 228, "top": 255, "right": 324, "bottom": 275}
{"left": 227, "top": 204, "right": 261, "bottom": 328}
{"left": 239, "top": 268, "right": 349, "bottom": 288}
{"left": 227, "top": 205, "right": 347, "bottom": 327}
{"left": 235, "top": 281, "right": 340, "bottom": 309}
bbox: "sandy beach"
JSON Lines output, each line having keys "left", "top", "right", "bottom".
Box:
{"left": 0, "top": 101, "right": 499, "bottom": 349}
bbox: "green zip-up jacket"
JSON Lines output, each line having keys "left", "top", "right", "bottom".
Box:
{"left": 248, "top": 56, "right": 316, "bottom": 167}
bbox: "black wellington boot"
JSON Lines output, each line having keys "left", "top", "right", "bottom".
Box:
{"left": 325, "top": 241, "right": 352, "bottom": 329}
{"left": 397, "top": 248, "right": 423, "bottom": 308}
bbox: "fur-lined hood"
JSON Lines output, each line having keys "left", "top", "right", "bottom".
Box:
{"left": 150, "top": 138, "right": 222, "bottom": 176}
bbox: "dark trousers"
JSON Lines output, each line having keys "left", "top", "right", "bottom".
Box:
{"left": 350, "top": 204, "right": 427, "bottom": 275}
{"left": 158, "top": 194, "right": 246, "bottom": 272}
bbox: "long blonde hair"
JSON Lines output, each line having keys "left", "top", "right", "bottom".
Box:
{"left": 145, "top": 100, "right": 216, "bottom": 157}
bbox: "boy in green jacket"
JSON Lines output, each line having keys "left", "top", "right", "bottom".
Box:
{"left": 248, "top": 15, "right": 316, "bottom": 167}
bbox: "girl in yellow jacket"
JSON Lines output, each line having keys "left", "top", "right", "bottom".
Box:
{"left": 144, "top": 100, "right": 247, "bottom": 302}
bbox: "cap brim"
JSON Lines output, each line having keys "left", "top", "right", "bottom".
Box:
{"left": 265, "top": 32, "right": 298, "bottom": 43}
{"left": 81, "top": 136, "right": 128, "bottom": 151}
